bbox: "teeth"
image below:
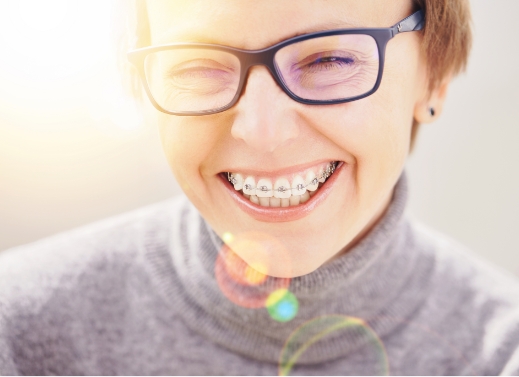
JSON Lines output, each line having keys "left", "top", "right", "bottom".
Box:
{"left": 274, "top": 178, "right": 291, "bottom": 199}
{"left": 291, "top": 175, "right": 306, "bottom": 196}
{"left": 289, "top": 195, "right": 300, "bottom": 206}
{"left": 256, "top": 178, "right": 273, "bottom": 198}
{"left": 228, "top": 162, "right": 338, "bottom": 207}
{"left": 232, "top": 173, "right": 244, "bottom": 190}
{"left": 306, "top": 171, "right": 318, "bottom": 191}
{"left": 317, "top": 166, "right": 326, "bottom": 183}
{"left": 243, "top": 176, "right": 256, "bottom": 196}
{"left": 269, "top": 197, "right": 281, "bottom": 207}
{"left": 259, "top": 197, "right": 270, "bottom": 207}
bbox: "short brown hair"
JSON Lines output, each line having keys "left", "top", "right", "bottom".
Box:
{"left": 409, "top": 0, "right": 472, "bottom": 150}
{"left": 115, "top": 0, "right": 472, "bottom": 150}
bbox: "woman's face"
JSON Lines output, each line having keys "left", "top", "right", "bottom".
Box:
{"left": 146, "top": 0, "right": 430, "bottom": 277}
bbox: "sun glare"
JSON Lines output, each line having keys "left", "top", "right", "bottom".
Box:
{"left": 0, "top": 0, "right": 111, "bottom": 81}
{"left": 0, "top": 0, "right": 142, "bottom": 133}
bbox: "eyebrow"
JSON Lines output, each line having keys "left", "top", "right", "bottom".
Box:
{"left": 155, "top": 19, "right": 360, "bottom": 48}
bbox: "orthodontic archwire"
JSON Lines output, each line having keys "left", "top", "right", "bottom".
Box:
{"left": 227, "top": 162, "right": 337, "bottom": 194}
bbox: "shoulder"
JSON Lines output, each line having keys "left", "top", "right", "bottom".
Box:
{"left": 0, "top": 195, "right": 193, "bottom": 374}
{"left": 0, "top": 195, "right": 190, "bottom": 316}
{"left": 410, "top": 220, "right": 519, "bottom": 305}
{"left": 408, "top": 220, "right": 519, "bottom": 374}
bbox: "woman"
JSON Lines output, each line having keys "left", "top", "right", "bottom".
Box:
{"left": 1, "top": 0, "right": 518, "bottom": 375}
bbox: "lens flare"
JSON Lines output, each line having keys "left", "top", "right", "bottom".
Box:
{"left": 226, "top": 231, "right": 293, "bottom": 277}
{"left": 215, "top": 239, "right": 290, "bottom": 309}
{"left": 266, "top": 289, "right": 299, "bottom": 322}
{"left": 278, "top": 315, "right": 388, "bottom": 376}
{"left": 245, "top": 262, "right": 269, "bottom": 285}
{"left": 222, "top": 232, "right": 234, "bottom": 244}
{"left": 218, "top": 243, "right": 267, "bottom": 286}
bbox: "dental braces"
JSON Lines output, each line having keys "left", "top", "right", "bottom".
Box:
{"left": 227, "top": 162, "right": 337, "bottom": 193}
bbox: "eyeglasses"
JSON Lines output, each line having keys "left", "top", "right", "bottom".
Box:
{"left": 127, "top": 10, "right": 424, "bottom": 116}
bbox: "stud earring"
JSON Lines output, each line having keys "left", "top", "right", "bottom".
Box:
{"left": 429, "top": 107, "right": 435, "bottom": 117}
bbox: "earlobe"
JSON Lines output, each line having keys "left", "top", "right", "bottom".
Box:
{"left": 413, "top": 75, "right": 452, "bottom": 123}
{"left": 414, "top": 102, "right": 438, "bottom": 124}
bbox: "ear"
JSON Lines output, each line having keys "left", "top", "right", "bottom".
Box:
{"left": 413, "top": 74, "right": 452, "bottom": 123}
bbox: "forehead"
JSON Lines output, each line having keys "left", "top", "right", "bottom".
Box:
{"left": 146, "top": 0, "right": 413, "bottom": 49}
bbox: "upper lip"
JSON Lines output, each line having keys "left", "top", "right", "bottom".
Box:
{"left": 219, "top": 159, "right": 339, "bottom": 178}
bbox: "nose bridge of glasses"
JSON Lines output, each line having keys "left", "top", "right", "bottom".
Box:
{"left": 236, "top": 49, "right": 285, "bottom": 98}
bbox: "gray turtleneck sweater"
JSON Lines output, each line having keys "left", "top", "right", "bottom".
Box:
{"left": 1, "top": 174, "right": 519, "bottom": 375}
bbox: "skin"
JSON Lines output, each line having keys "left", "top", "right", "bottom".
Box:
{"left": 145, "top": 0, "right": 451, "bottom": 277}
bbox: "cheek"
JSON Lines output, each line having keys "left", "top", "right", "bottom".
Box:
{"left": 159, "top": 115, "right": 193, "bottom": 177}
{"left": 305, "top": 90, "right": 412, "bottom": 174}
{"left": 158, "top": 114, "right": 222, "bottom": 197}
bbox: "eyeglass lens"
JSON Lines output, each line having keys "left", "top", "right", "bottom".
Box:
{"left": 144, "top": 34, "right": 379, "bottom": 113}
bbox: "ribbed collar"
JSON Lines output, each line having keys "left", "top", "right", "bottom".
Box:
{"left": 144, "top": 171, "right": 433, "bottom": 364}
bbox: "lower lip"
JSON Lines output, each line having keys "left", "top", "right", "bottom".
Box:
{"left": 219, "top": 162, "right": 345, "bottom": 223}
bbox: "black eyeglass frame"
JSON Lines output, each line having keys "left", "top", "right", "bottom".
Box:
{"left": 127, "top": 10, "right": 424, "bottom": 116}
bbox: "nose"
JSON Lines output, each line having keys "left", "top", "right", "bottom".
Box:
{"left": 230, "top": 66, "right": 300, "bottom": 153}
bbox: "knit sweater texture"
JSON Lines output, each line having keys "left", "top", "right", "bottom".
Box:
{"left": 1, "top": 174, "right": 519, "bottom": 375}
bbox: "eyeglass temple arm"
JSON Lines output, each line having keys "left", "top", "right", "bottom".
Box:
{"left": 391, "top": 10, "right": 425, "bottom": 36}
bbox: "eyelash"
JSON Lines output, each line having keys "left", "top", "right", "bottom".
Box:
{"left": 304, "top": 56, "right": 356, "bottom": 71}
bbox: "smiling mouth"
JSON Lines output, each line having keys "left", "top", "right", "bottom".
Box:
{"left": 222, "top": 161, "right": 338, "bottom": 208}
